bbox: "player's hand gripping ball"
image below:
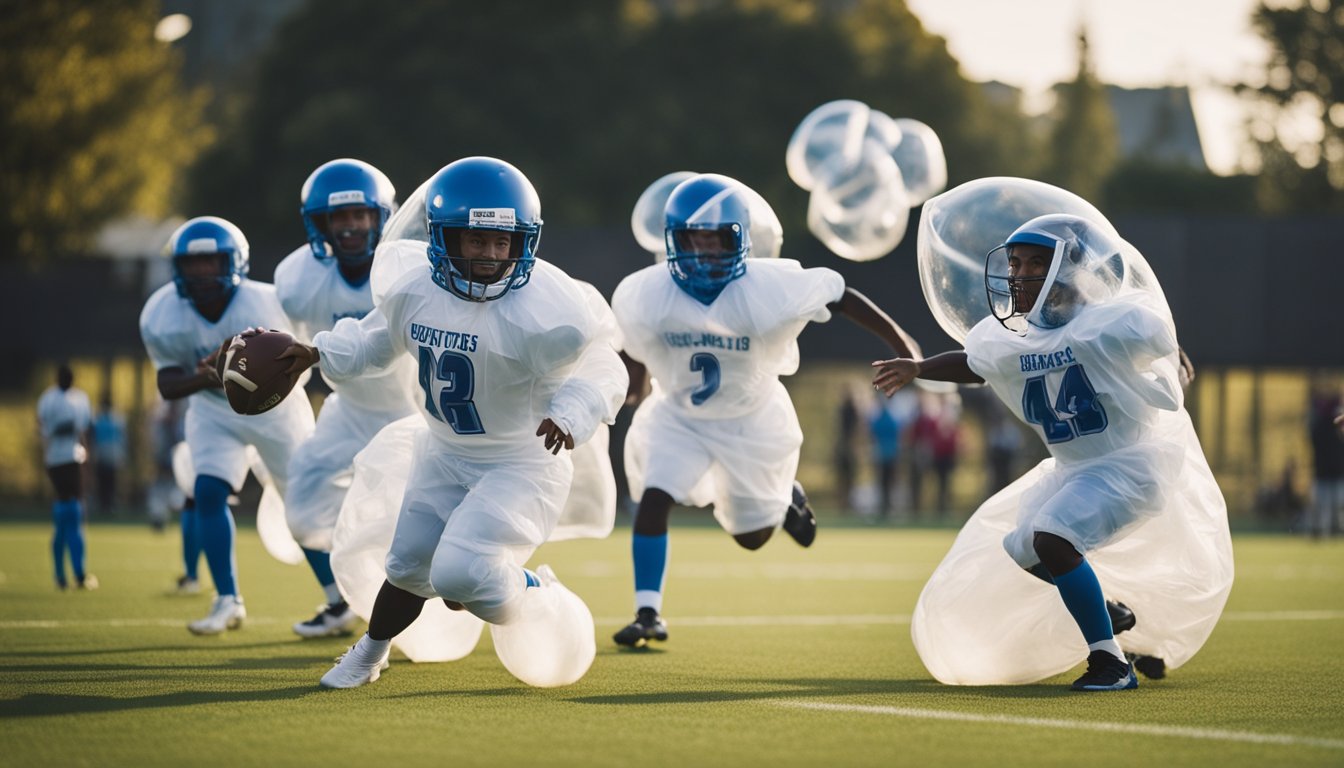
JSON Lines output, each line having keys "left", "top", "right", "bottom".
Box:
{"left": 215, "top": 329, "right": 303, "bottom": 415}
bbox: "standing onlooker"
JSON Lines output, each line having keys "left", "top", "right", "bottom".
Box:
{"left": 867, "top": 388, "right": 908, "bottom": 521}
{"left": 90, "top": 392, "right": 127, "bottom": 517}
{"left": 832, "top": 385, "right": 862, "bottom": 515}
{"left": 36, "top": 363, "right": 96, "bottom": 590}
{"left": 1307, "top": 388, "right": 1344, "bottom": 539}
{"left": 985, "top": 409, "right": 1023, "bottom": 499}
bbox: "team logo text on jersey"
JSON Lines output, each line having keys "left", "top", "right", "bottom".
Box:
{"left": 1019, "top": 346, "right": 1078, "bottom": 373}
{"left": 663, "top": 332, "right": 751, "bottom": 351}
{"left": 410, "top": 322, "right": 478, "bottom": 352}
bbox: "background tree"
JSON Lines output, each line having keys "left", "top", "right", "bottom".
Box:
{"left": 1243, "top": 0, "right": 1344, "bottom": 212}
{"left": 0, "top": 0, "right": 213, "bottom": 265}
{"left": 1039, "top": 28, "right": 1119, "bottom": 202}
{"left": 187, "top": 0, "right": 1030, "bottom": 258}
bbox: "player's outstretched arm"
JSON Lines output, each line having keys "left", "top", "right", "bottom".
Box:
{"left": 828, "top": 287, "right": 922, "bottom": 359}
{"left": 871, "top": 350, "right": 982, "bottom": 396}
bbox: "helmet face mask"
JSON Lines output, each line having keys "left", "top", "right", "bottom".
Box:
{"left": 985, "top": 214, "right": 1123, "bottom": 333}
{"left": 664, "top": 174, "right": 753, "bottom": 305}
{"left": 167, "top": 216, "right": 250, "bottom": 313}
{"left": 424, "top": 157, "right": 542, "bottom": 302}
{"left": 300, "top": 159, "right": 396, "bottom": 273}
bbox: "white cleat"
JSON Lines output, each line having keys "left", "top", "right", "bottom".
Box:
{"left": 320, "top": 636, "right": 391, "bottom": 689}
{"left": 293, "top": 602, "right": 359, "bottom": 638}
{"left": 175, "top": 576, "right": 201, "bottom": 595}
{"left": 187, "top": 594, "right": 246, "bottom": 635}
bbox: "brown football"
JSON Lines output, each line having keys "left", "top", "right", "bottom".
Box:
{"left": 216, "top": 330, "right": 301, "bottom": 415}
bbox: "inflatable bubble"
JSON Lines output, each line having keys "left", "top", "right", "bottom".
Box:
{"left": 805, "top": 144, "right": 910, "bottom": 261}
{"left": 490, "top": 565, "right": 596, "bottom": 687}
{"left": 916, "top": 177, "right": 1115, "bottom": 344}
{"left": 631, "top": 171, "right": 698, "bottom": 258}
{"left": 891, "top": 118, "right": 948, "bottom": 205}
{"left": 786, "top": 100, "right": 902, "bottom": 191}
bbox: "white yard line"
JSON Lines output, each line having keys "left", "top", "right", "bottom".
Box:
{"left": 774, "top": 701, "right": 1344, "bottom": 751}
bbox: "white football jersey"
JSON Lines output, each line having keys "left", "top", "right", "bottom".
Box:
{"left": 965, "top": 299, "right": 1182, "bottom": 464}
{"left": 612, "top": 259, "right": 845, "bottom": 420}
{"left": 315, "top": 259, "right": 626, "bottom": 463}
{"left": 36, "top": 385, "right": 92, "bottom": 466}
{"left": 275, "top": 245, "right": 415, "bottom": 415}
{"left": 139, "top": 279, "right": 298, "bottom": 413}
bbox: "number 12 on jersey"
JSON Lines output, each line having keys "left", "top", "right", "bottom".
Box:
{"left": 1021, "top": 364, "right": 1107, "bottom": 443}
{"left": 418, "top": 345, "right": 485, "bottom": 434}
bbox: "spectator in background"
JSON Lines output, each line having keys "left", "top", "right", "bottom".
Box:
{"left": 1307, "top": 388, "right": 1344, "bottom": 539}
{"left": 36, "top": 363, "right": 96, "bottom": 590}
{"left": 868, "top": 387, "right": 912, "bottom": 521}
{"left": 985, "top": 409, "right": 1023, "bottom": 499}
{"left": 832, "top": 384, "right": 861, "bottom": 515}
{"left": 909, "top": 391, "right": 962, "bottom": 519}
{"left": 90, "top": 392, "right": 127, "bottom": 517}
{"left": 1255, "top": 457, "right": 1305, "bottom": 530}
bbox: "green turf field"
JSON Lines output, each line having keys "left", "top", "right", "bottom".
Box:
{"left": 1, "top": 521, "right": 1341, "bottom": 767}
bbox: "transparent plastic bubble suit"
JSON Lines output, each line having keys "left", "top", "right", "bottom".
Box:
{"left": 891, "top": 118, "right": 947, "bottom": 206}
{"left": 741, "top": 182, "right": 783, "bottom": 260}
{"left": 916, "top": 177, "right": 1114, "bottom": 344}
{"left": 332, "top": 417, "right": 485, "bottom": 662}
{"left": 490, "top": 565, "right": 596, "bottom": 687}
{"left": 786, "top": 100, "right": 903, "bottom": 191}
{"left": 371, "top": 177, "right": 433, "bottom": 306}
{"left": 806, "top": 141, "right": 911, "bottom": 261}
{"left": 632, "top": 171, "right": 697, "bottom": 259}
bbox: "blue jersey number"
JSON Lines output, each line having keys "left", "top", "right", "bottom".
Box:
{"left": 689, "top": 352, "right": 721, "bottom": 406}
{"left": 418, "top": 345, "right": 485, "bottom": 435}
{"left": 1021, "top": 364, "right": 1107, "bottom": 444}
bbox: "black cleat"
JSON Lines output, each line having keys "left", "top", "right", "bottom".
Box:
{"left": 1106, "top": 600, "right": 1136, "bottom": 634}
{"left": 1127, "top": 653, "right": 1167, "bottom": 680}
{"left": 1071, "top": 650, "right": 1138, "bottom": 691}
{"left": 782, "top": 481, "right": 817, "bottom": 548}
{"left": 613, "top": 607, "right": 668, "bottom": 648}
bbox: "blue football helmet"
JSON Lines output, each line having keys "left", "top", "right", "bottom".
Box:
{"left": 425, "top": 157, "right": 542, "bottom": 302}
{"left": 166, "top": 216, "right": 249, "bottom": 309}
{"left": 300, "top": 159, "right": 396, "bottom": 270}
{"left": 664, "top": 174, "right": 751, "bottom": 305}
{"left": 986, "top": 213, "right": 1125, "bottom": 332}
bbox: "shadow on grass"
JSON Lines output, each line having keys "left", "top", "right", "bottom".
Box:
{"left": 567, "top": 676, "right": 1075, "bottom": 706}
{"left": 0, "top": 685, "right": 319, "bottom": 717}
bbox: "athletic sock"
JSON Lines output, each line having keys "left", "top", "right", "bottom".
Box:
{"left": 632, "top": 533, "right": 668, "bottom": 612}
{"left": 194, "top": 475, "right": 238, "bottom": 596}
{"left": 523, "top": 567, "right": 540, "bottom": 588}
{"left": 1051, "top": 559, "right": 1119, "bottom": 655}
{"left": 180, "top": 501, "right": 201, "bottom": 581}
{"left": 64, "top": 500, "right": 87, "bottom": 579}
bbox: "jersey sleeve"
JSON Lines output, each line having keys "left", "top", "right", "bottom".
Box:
{"left": 138, "top": 291, "right": 186, "bottom": 371}
{"left": 313, "top": 306, "right": 399, "bottom": 382}
{"left": 545, "top": 309, "right": 628, "bottom": 446}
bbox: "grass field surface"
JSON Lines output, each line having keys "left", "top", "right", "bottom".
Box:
{"left": 1, "top": 521, "right": 1341, "bottom": 767}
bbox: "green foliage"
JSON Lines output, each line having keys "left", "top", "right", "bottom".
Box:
{"left": 1040, "top": 29, "right": 1118, "bottom": 202}
{"left": 188, "top": 0, "right": 1027, "bottom": 248}
{"left": 0, "top": 0, "right": 214, "bottom": 264}
{"left": 1103, "top": 160, "right": 1259, "bottom": 214}
{"left": 1244, "top": 0, "right": 1344, "bottom": 211}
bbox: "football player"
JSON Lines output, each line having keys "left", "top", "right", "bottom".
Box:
{"left": 139, "top": 217, "right": 315, "bottom": 634}
{"left": 36, "top": 363, "right": 95, "bottom": 590}
{"left": 875, "top": 213, "right": 1229, "bottom": 691}
{"left": 610, "top": 173, "right": 920, "bottom": 648}
{"left": 280, "top": 157, "right": 627, "bottom": 688}
{"left": 274, "top": 159, "right": 416, "bottom": 639}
